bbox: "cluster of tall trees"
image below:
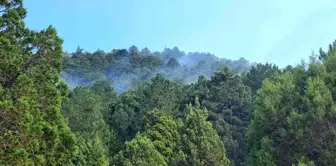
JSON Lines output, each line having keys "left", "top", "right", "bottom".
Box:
{"left": 2, "top": 1, "right": 336, "bottom": 166}
{"left": 61, "top": 45, "right": 250, "bottom": 94}
{"left": 0, "top": 0, "right": 80, "bottom": 164}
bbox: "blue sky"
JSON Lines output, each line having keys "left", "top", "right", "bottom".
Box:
{"left": 24, "top": 0, "right": 336, "bottom": 67}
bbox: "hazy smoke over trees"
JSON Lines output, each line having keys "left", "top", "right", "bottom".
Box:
{"left": 61, "top": 46, "right": 251, "bottom": 94}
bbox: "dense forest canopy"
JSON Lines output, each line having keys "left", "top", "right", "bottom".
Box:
{"left": 1, "top": 1, "right": 336, "bottom": 166}
{"left": 61, "top": 46, "right": 251, "bottom": 94}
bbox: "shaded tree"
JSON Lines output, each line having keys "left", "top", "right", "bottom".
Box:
{"left": 186, "top": 67, "right": 252, "bottom": 165}
{"left": 167, "top": 57, "right": 181, "bottom": 68}
{"left": 243, "top": 63, "right": 280, "bottom": 96}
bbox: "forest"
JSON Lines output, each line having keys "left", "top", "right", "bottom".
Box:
{"left": 1, "top": 1, "right": 336, "bottom": 166}
{"left": 61, "top": 45, "right": 250, "bottom": 94}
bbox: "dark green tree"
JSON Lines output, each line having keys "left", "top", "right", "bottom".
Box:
{"left": 243, "top": 63, "right": 280, "bottom": 96}
{"left": 187, "top": 67, "right": 252, "bottom": 165}
{"left": 109, "top": 90, "right": 142, "bottom": 141}
{"left": 167, "top": 57, "right": 181, "bottom": 68}
{"left": 109, "top": 75, "right": 185, "bottom": 141}
{"left": 318, "top": 39, "right": 336, "bottom": 61}
{"left": 129, "top": 45, "right": 139, "bottom": 55}
{"left": 62, "top": 86, "right": 120, "bottom": 159}
{"left": 0, "top": 0, "right": 80, "bottom": 164}
{"left": 88, "top": 80, "right": 117, "bottom": 118}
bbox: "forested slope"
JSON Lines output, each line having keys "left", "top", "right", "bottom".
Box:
{"left": 61, "top": 46, "right": 251, "bottom": 93}
{"left": 1, "top": 1, "right": 336, "bottom": 166}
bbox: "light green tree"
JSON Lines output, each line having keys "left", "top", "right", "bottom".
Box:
{"left": 113, "top": 134, "right": 167, "bottom": 166}
{"left": 142, "top": 109, "right": 186, "bottom": 165}
{"left": 248, "top": 53, "right": 336, "bottom": 165}
{"left": 182, "top": 104, "right": 230, "bottom": 166}
{"left": 76, "top": 136, "right": 110, "bottom": 166}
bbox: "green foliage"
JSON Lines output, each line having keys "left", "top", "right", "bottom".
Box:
{"left": 3, "top": 2, "right": 336, "bottom": 165}
{"left": 112, "top": 105, "right": 230, "bottom": 166}
{"left": 62, "top": 87, "right": 112, "bottom": 142}
{"left": 243, "top": 63, "right": 280, "bottom": 96}
{"left": 109, "top": 75, "right": 185, "bottom": 141}
{"left": 250, "top": 137, "right": 276, "bottom": 166}
{"left": 318, "top": 39, "right": 336, "bottom": 61}
{"left": 88, "top": 80, "right": 118, "bottom": 118}
{"left": 62, "top": 83, "right": 121, "bottom": 164}
{"left": 113, "top": 134, "right": 167, "bottom": 166}
{"left": 76, "top": 136, "right": 110, "bottom": 166}
{"left": 138, "top": 74, "right": 185, "bottom": 115}
{"left": 130, "top": 54, "right": 163, "bottom": 69}
{"left": 182, "top": 104, "right": 230, "bottom": 166}
{"left": 185, "top": 67, "right": 252, "bottom": 165}
{"left": 0, "top": 1, "right": 83, "bottom": 165}
{"left": 109, "top": 90, "right": 142, "bottom": 141}
{"left": 61, "top": 45, "right": 250, "bottom": 94}
{"left": 167, "top": 57, "right": 181, "bottom": 68}
{"left": 247, "top": 54, "right": 336, "bottom": 165}
{"left": 294, "top": 156, "right": 315, "bottom": 166}
{"left": 142, "top": 109, "right": 186, "bottom": 165}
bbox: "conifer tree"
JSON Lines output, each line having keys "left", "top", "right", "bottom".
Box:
{"left": 0, "top": 0, "right": 80, "bottom": 164}
{"left": 182, "top": 104, "right": 230, "bottom": 166}
{"left": 247, "top": 55, "right": 336, "bottom": 165}
{"left": 113, "top": 134, "right": 167, "bottom": 166}
{"left": 142, "top": 109, "right": 186, "bottom": 165}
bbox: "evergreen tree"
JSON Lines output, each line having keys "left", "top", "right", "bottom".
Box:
{"left": 76, "top": 136, "right": 110, "bottom": 166}
{"left": 188, "top": 67, "right": 252, "bottom": 165}
{"left": 247, "top": 55, "right": 336, "bottom": 165}
{"left": 182, "top": 104, "right": 230, "bottom": 166}
{"left": 167, "top": 57, "right": 181, "bottom": 68}
{"left": 142, "top": 109, "right": 186, "bottom": 165}
{"left": 243, "top": 63, "right": 280, "bottom": 96}
{"left": 0, "top": 0, "right": 80, "bottom": 164}
{"left": 62, "top": 86, "right": 120, "bottom": 154}
{"left": 109, "top": 90, "right": 142, "bottom": 142}
{"left": 113, "top": 134, "right": 167, "bottom": 166}
{"left": 109, "top": 75, "right": 185, "bottom": 142}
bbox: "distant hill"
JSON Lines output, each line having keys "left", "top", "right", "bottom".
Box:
{"left": 61, "top": 46, "right": 251, "bottom": 93}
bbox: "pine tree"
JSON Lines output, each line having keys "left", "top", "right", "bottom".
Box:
{"left": 0, "top": 0, "right": 80, "bottom": 164}
{"left": 76, "top": 136, "right": 110, "bottom": 166}
{"left": 142, "top": 109, "right": 186, "bottom": 165}
{"left": 62, "top": 86, "right": 120, "bottom": 158}
{"left": 243, "top": 63, "right": 280, "bottom": 96}
{"left": 113, "top": 134, "right": 167, "bottom": 166}
{"left": 167, "top": 57, "right": 181, "bottom": 68}
{"left": 190, "top": 67, "right": 252, "bottom": 165}
{"left": 247, "top": 55, "right": 336, "bottom": 165}
{"left": 182, "top": 104, "right": 230, "bottom": 166}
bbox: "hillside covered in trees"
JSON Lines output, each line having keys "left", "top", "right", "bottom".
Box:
{"left": 1, "top": 1, "right": 336, "bottom": 166}
{"left": 61, "top": 46, "right": 251, "bottom": 93}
